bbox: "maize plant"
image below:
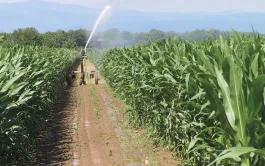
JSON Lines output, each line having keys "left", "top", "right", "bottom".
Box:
{"left": 87, "top": 48, "right": 108, "bottom": 70}
{"left": 0, "top": 45, "right": 78, "bottom": 165}
{"left": 98, "top": 30, "right": 265, "bottom": 165}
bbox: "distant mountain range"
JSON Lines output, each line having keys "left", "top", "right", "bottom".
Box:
{"left": 1, "top": 0, "right": 265, "bottom": 33}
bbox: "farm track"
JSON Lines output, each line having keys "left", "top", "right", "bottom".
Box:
{"left": 31, "top": 60, "right": 179, "bottom": 166}
{"left": 71, "top": 61, "right": 124, "bottom": 166}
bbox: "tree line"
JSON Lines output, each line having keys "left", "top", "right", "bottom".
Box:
{"left": 0, "top": 27, "right": 259, "bottom": 49}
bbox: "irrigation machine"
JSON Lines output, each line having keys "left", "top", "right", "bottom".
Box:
{"left": 70, "top": 49, "right": 100, "bottom": 86}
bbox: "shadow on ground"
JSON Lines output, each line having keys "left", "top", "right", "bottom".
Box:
{"left": 30, "top": 82, "right": 77, "bottom": 166}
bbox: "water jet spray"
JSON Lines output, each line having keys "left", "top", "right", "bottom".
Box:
{"left": 84, "top": 5, "right": 111, "bottom": 50}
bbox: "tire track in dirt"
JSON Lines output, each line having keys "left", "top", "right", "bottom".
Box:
{"left": 85, "top": 60, "right": 181, "bottom": 166}
{"left": 72, "top": 60, "right": 124, "bottom": 166}
{"left": 32, "top": 60, "right": 180, "bottom": 166}
{"left": 74, "top": 85, "right": 102, "bottom": 165}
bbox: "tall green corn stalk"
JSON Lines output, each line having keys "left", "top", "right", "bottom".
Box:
{"left": 97, "top": 31, "right": 265, "bottom": 166}
{"left": 0, "top": 45, "right": 78, "bottom": 165}
{"left": 100, "top": 40, "right": 218, "bottom": 165}
{"left": 86, "top": 48, "right": 107, "bottom": 70}
{"left": 190, "top": 31, "right": 265, "bottom": 166}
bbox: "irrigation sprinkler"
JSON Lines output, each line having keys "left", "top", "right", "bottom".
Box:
{"left": 90, "top": 70, "right": 95, "bottom": 78}
{"left": 79, "top": 49, "right": 87, "bottom": 85}
{"left": 70, "top": 49, "right": 100, "bottom": 86}
{"left": 80, "top": 5, "right": 110, "bottom": 86}
{"left": 79, "top": 61, "right": 86, "bottom": 85}
{"left": 84, "top": 5, "right": 111, "bottom": 50}
{"left": 95, "top": 71, "right": 100, "bottom": 85}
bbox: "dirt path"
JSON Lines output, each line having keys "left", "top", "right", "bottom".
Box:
{"left": 84, "top": 60, "right": 180, "bottom": 166}
{"left": 72, "top": 61, "right": 124, "bottom": 166}
{"left": 31, "top": 77, "right": 76, "bottom": 166}
{"left": 32, "top": 59, "right": 180, "bottom": 166}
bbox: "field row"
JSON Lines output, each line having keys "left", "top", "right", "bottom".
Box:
{"left": 98, "top": 31, "right": 265, "bottom": 165}
{"left": 0, "top": 45, "right": 79, "bottom": 164}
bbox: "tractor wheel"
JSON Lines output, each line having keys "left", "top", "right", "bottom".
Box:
{"left": 95, "top": 77, "right": 99, "bottom": 85}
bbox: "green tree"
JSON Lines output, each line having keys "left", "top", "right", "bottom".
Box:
{"left": 62, "top": 39, "right": 76, "bottom": 49}
{"left": 0, "top": 35, "right": 3, "bottom": 43}
{"left": 42, "top": 32, "right": 57, "bottom": 47}
{"left": 11, "top": 28, "right": 42, "bottom": 45}
{"left": 55, "top": 30, "right": 67, "bottom": 48}
{"left": 67, "top": 29, "right": 88, "bottom": 48}
{"left": 149, "top": 29, "right": 167, "bottom": 41}
{"left": 121, "top": 31, "right": 134, "bottom": 47}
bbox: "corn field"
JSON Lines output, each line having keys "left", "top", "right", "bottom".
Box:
{"left": 99, "top": 30, "right": 265, "bottom": 165}
{"left": 0, "top": 45, "right": 78, "bottom": 164}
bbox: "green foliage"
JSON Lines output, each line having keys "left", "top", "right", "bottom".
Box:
{"left": 193, "top": 31, "right": 265, "bottom": 166}
{"left": 87, "top": 48, "right": 108, "bottom": 70}
{"left": 99, "top": 32, "right": 265, "bottom": 165}
{"left": 67, "top": 29, "right": 87, "bottom": 47}
{"left": 1, "top": 28, "right": 88, "bottom": 49}
{"left": 1, "top": 27, "right": 255, "bottom": 49}
{"left": 10, "top": 28, "right": 42, "bottom": 46}
{"left": 62, "top": 39, "right": 76, "bottom": 49}
{"left": 41, "top": 32, "right": 58, "bottom": 48}
{"left": 0, "top": 45, "right": 78, "bottom": 165}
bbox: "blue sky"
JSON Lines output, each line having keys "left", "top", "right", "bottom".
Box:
{"left": 1, "top": 0, "right": 265, "bottom": 13}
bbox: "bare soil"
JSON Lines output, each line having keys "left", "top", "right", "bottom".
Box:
{"left": 31, "top": 60, "right": 181, "bottom": 166}
{"left": 31, "top": 83, "right": 76, "bottom": 165}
